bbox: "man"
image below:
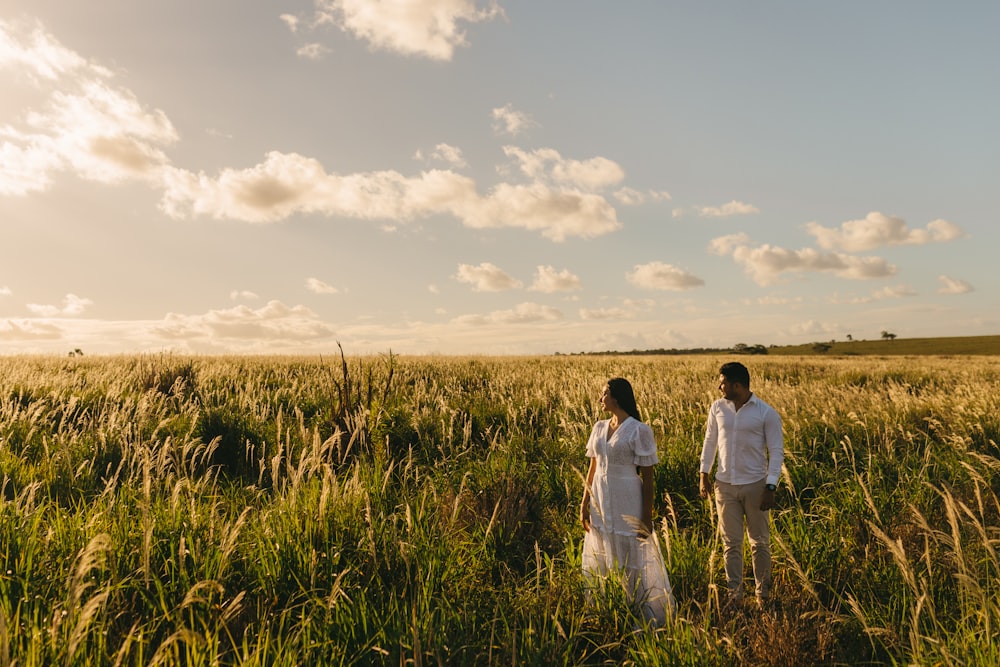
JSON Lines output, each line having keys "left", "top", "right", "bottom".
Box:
{"left": 699, "top": 361, "right": 784, "bottom": 606}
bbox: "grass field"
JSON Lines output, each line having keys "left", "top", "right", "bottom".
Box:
{"left": 1, "top": 352, "right": 999, "bottom": 665}
{"left": 768, "top": 334, "right": 1000, "bottom": 356}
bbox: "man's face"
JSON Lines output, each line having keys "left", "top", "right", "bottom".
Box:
{"left": 718, "top": 374, "right": 740, "bottom": 401}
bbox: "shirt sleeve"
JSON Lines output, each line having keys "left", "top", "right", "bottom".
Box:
{"left": 699, "top": 401, "right": 719, "bottom": 474}
{"left": 585, "top": 422, "right": 601, "bottom": 458}
{"left": 764, "top": 406, "right": 784, "bottom": 486}
{"left": 632, "top": 422, "right": 659, "bottom": 467}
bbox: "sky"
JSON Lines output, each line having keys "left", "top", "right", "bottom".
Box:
{"left": 1, "top": 1, "right": 997, "bottom": 356}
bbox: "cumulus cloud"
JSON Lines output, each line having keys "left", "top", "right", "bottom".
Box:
{"left": 313, "top": 0, "right": 504, "bottom": 61}
{"left": 230, "top": 290, "right": 259, "bottom": 300}
{"left": 836, "top": 284, "right": 917, "bottom": 304}
{"left": 0, "top": 286, "right": 10, "bottom": 296}
{"left": 626, "top": 262, "right": 705, "bottom": 291}
{"left": 491, "top": 104, "right": 538, "bottom": 136}
{"left": 579, "top": 307, "right": 630, "bottom": 321}
{"left": 805, "top": 212, "right": 966, "bottom": 252}
{"left": 0, "top": 319, "right": 63, "bottom": 340}
{"left": 415, "top": 143, "right": 467, "bottom": 168}
{"left": 0, "top": 20, "right": 177, "bottom": 196}
{"left": 612, "top": 187, "right": 672, "bottom": 206}
{"left": 296, "top": 43, "right": 331, "bottom": 60}
{"left": 454, "top": 262, "right": 521, "bottom": 291}
{"left": 709, "top": 234, "right": 896, "bottom": 285}
{"left": 154, "top": 300, "right": 336, "bottom": 341}
{"left": 280, "top": 14, "right": 301, "bottom": 32}
{"left": 453, "top": 301, "right": 563, "bottom": 325}
{"left": 938, "top": 275, "right": 973, "bottom": 294}
{"left": 786, "top": 320, "right": 839, "bottom": 337}
{"left": 503, "top": 146, "right": 625, "bottom": 190}
{"left": 529, "top": 265, "right": 580, "bottom": 293}
{"left": 2, "top": 18, "right": 623, "bottom": 243}
{"left": 160, "top": 152, "right": 620, "bottom": 241}
{"left": 26, "top": 293, "right": 93, "bottom": 317}
{"left": 306, "top": 277, "right": 340, "bottom": 294}
{"left": 698, "top": 200, "right": 759, "bottom": 218}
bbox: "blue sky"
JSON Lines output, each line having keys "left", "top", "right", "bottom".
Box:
{"left": 1, "top": 1, "right": 997, "bottom": 355}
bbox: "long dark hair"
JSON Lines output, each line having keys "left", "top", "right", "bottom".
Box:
{"left": 607, "top": 377, "right": 641, "bottom": 422}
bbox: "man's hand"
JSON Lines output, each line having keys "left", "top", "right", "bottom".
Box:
{"left": 760, "top": 487, "right": 776, "bottom": 511}
{"left": 699, "top": 472, "right": 713, "bottom": 499}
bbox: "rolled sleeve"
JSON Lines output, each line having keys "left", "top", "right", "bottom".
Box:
{"left": 699, "top": 403, "right": 720, "bottom": 474}
{"left": 764, "top": 409, "right": 784, "bottom": 486}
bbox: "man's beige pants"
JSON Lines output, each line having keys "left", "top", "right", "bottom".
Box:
{"left": 714, "top": 478, "right": 771, "bottom": 601}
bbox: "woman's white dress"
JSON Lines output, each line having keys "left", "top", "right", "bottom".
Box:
{"left": 582, "top": 416, "right": 675, "bottom": 625}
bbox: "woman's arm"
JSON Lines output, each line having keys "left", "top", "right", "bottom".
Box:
{"left": 639, "top": 465, "right": 655, "bottom": 536}
{"left": 581, "top": 457, "right": 597, "bottom": 532}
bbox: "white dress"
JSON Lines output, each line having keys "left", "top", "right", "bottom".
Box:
{"left": 582, "top": 416, "right": 675, "bottom": 626}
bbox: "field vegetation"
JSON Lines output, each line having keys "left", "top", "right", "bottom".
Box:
{"left": 1, "top": 352, "right": 999, "bottom": 665}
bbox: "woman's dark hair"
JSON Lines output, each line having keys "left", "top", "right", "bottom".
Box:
{"left": 607, "top": 377, "right": 641, "bottom": 421}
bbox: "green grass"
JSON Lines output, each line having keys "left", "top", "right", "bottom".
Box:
{"left": 769, "top": 334, "right": 1000, "bottom": 356}
{"left": 0, "top": 353, "right": 999, "bottom": 664}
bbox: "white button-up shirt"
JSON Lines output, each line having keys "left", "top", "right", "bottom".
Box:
{"left": 700, "top": 394, "right": 784, "bottom": 486}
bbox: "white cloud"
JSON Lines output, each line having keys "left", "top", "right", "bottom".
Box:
{"left": 453, "top": 262, "right": 521, "bottom": 291}
{"left": 491, "top": 104, "right": 538, "bottom": 136}
{"left": 698, "top": 200, "right": 759, "bottom": 218}
{"left": 416, "top": 142, "right": 467, "bottom": 168}
{"left": 0, "top": 319, "right": 63, "bottom": 340}
{"left": 626, "top": 262, "right": 705, "bottom": 291}
{"left": 741, "top": 295, "right": 803, "bottom": 306}
{"left": 0, "top": 20, "right": 177, "bottom": 196}
{"left": 154, "top": 300, "right": 336, "bottom": 342}
{"left": 0, "top": 286, "right": 10, "bottom": 296}
{"left": 296, "top": 43, "right": 331, "bottom": 60}
{"left": 306, "top": 277, "right": 340, "bottom": 294}
{"left": 315, "top": 0, "right": 504, "bottom": 61}
{"left": 805, "top": 212, "right": 966, "bottom": 252}
{"left": 613, "top": 188, "right": 671, "bottom": 205}
{"left": 837, "top": 284, "right": 918, "bottom": 304}
{"left": 938, "top": 275, "right": 973, "bottom": 294}
{"left": 579, "top": 307, "right": 630, "bottom": 321}
{"left": 229, "top": 290, "right": 259, "bottom": 300}
{"left": 709, "top": 234, "right": 896, "bottom": 286}
{"left": 786, "top": 320, "right": 839, "bottom": 337}
{"left": 503, "top": 146, "right": 625, "bottom": 190}
{"left": 0, "top": 18, "right": 90, "bottom": 81}
{"left": 26, "top": 293, "right": 93, "bottom": 317}
{"left": 529, "top": 266, "right": 581, "bottom": 293}
{"left": 453, "top": 301, "right": 563, "bottom": 325}
{"left": 160, "top": 152, "right": 620, "bottom": 241}
{"left": 280, "top": 14, "right": 301, "bottom": 33}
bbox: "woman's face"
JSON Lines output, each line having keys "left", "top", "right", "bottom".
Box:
{"left": 600, "top": 385, "right": 618, "bottom": 412}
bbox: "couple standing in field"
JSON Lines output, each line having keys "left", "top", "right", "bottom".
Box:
{"left": 579, "top": 361, "right": 785, "bottom": 626}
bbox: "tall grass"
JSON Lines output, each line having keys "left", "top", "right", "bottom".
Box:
{"left": 0, "top": 353, "right": 998, "bottom": 664}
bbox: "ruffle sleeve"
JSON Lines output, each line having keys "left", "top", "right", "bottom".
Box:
{"left": 632, "top": 422, "right": 659, "bottom": 467}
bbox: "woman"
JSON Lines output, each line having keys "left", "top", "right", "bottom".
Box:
{"left": 580, "top": 378, "right": 675, "bottom": 626}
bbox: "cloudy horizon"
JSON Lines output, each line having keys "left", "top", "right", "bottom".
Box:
{"left": 1, "top": 2, "right": 996, "bottom": 356}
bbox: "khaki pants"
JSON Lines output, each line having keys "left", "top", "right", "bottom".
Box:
{"left": 714, "top": 478, "right": 771, "bottom": 600}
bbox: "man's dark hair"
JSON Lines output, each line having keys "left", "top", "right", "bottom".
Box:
{"left": 720, "top": 361, "right": 751, "bottom": 388}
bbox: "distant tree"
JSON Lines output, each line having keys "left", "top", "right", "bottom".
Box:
{"left": 881, "top": 331, "right": 897, "bottom": 341}
{"left": 812, "top": 342, "right": 833, "bottom": 353}
{"left": 846, "top": 334, "right": 853, "bottom": 341}
{"left": 733, "top": 343, "right": 749, "bottom": 354}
